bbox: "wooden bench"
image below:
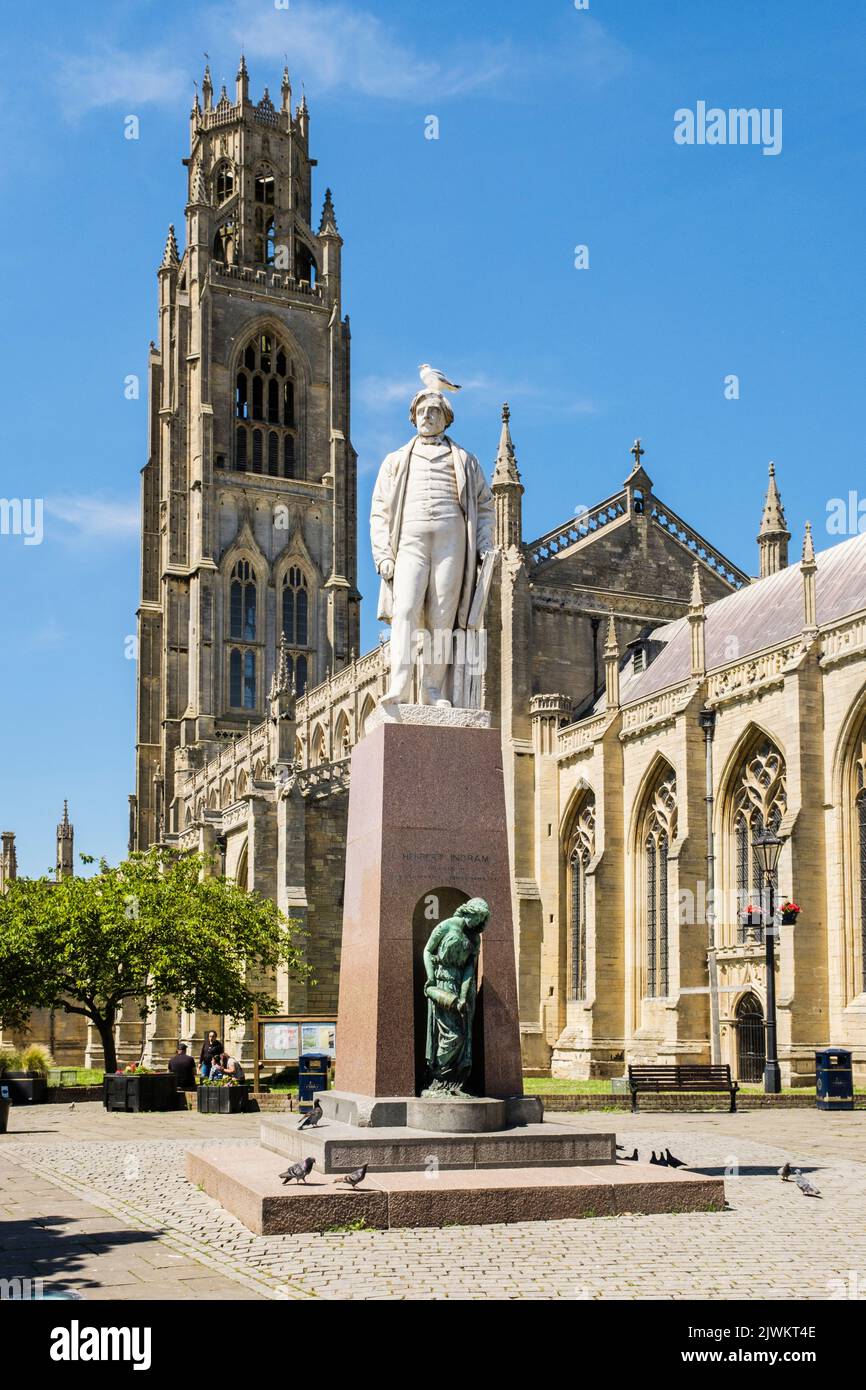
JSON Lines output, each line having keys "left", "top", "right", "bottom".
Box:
{"left": 628, "top": 1064, "right": 739, "bottom": 1112}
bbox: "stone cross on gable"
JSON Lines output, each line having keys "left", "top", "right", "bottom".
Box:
{"left": 630, "top": 438, "right": 645, "bottom": 466}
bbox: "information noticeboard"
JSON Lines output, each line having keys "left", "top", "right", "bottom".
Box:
{"left": 253, "top": 1011, "right": 337, "bottom": 1089}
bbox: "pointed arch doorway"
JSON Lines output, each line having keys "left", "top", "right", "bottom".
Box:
{"left": 736, "top": 993, "right": 765, "bottom": 1083}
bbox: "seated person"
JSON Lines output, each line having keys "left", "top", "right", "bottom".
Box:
{"left": 167, "top": 1043, "right": 197, "bottom": 1091}
{"left": 210, "top": 1052, "right": 246, "bottom": 1083}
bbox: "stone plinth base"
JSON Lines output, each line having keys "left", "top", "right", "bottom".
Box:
{"left": 406, "top": 1096, "right": 505, "bottom": 1132}
{"left": 186, "top": 1146, "right": 725, "bottom": 1235}
{"left": 364, "top": 702, "right": 492, "bottom": 735}
{"left": 260, "top": 1113, "right": 616, "bottom": 1173}
{"left": 318, "top": 1090, "right": 543, "bottom": 1130}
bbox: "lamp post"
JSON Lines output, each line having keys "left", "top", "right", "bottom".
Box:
{"left": 753, "top": 826, "right": 783, "bottom": 1094}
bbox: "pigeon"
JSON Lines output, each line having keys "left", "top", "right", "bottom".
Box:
{"left": 779, "top": 1162, "right": 791, "bottom": 1182}
{"left": 339, "top": 1164, "right": 368, "bottom": 1188}
{"left": 298, "top": 1101, "right": 323, "bottom": 1130}
{"left": 650, "top": 1151, "right": 662, "bottom": 1166}
{"left": 419, "top": 364, "right": 461, "bottom": 393}
{"left": 664, "top": 1148, "right": 686, "bottom": 1169}
{"left": 794, "top": 1169, "right": 821, "bottom": 1197}
{"left": 279, "top": 1157, "right": 315, "bottom": 1185}
{"left": 622, "top": 1148, "right": 639, "bottom": 1162}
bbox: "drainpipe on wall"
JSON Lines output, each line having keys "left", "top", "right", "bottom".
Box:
{"left": 699, "top": 707, "right": 722, "bottom": 1065}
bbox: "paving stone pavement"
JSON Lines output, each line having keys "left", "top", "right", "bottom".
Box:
{"left": 1, "top": 1103, "right": 865, "bottom": 1300}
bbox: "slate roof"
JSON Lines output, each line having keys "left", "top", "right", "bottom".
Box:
{"left": 610, "top": 530, "right": 866, "bottom": 708}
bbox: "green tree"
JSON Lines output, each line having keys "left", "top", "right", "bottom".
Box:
{"left": 0, "top": 847, "right": 310, "bottom": 1073}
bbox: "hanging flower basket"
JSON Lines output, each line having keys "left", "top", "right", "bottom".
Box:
{"left": 780, "top": 901, "right": 801, "bottom": 926}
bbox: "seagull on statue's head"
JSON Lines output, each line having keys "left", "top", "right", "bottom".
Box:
{"left": 419, "top": 363, "right": 461, "bottom": 393}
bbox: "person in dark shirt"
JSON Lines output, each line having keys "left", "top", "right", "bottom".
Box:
{"left": 167, "top": 1044, "right": 197, "bottom": 1091}
{"left": 199, "top": 1030, "right": 223, "bottom": 1079}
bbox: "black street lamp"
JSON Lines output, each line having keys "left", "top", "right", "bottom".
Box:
{"left": 753, "top": 826, "right": 784, "bottom": 1094}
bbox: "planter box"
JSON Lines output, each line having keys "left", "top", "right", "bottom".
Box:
{"left": 102, "top": 1072, "right": 178, "bottom": 1113}
{"left": 196, "top": 1084, "right": 250, "bottom": 1114}
{"left": 2, "top": 1072, "right": 48, "bottom": 1105}
{"left": 0, "top": 1096, "right": 9, "bottom": 1132}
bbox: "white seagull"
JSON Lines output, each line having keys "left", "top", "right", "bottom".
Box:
{"left": 419, "top": 363, "right": 461, "bottom": 393}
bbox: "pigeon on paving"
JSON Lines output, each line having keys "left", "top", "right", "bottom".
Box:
{"left": 339, "top": 1164, "right": 368, "bottom": 1188}
{"left": 623, "top": 1148, "right": 639, "bottom": 1162}
{"left": 665, "top": 1148, "right": 686, "bottom": 1168}
{"left": 419, "top": 363, "right": 461, "bottom": 393}
{"left": 279, "top": 1157, "right": 315, "bottom": 1185}
{"left": 779, "top": 1162, "right": 791, "bottom": 1182}
{"left": 650, "top": 1151, "right": 661, "bottom": 1166}
{"left": 298, "top": 1101, "right": 323, "bottom": 1130}
{"left": 794, "top": 1169, "right": 821, "bottom": 1197}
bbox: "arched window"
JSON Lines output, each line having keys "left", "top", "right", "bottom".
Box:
{"left": 335, "top": 713, "right": 351, "bottom": 760}
{"left": 731, "top": 739, "right": 786, "bottom": 943}
{"left": 215, "top": 163, "right": 234, "bottom": 204}
{"left": 254, "top": 171, "right": 276, "bottom": 266}
{"left": 232, "top": 331, "right": 299, "bottom": 476}
{"left": 640, "top": 767, "right": 677, "bottom": 998}
{"left": 213, "top": 221, "right": 235, "bottom": 265}
{"left": 858, "top": 760, "right": 866, "bottom": 989}
{"left": 229, "top": 560, "right": 256, "bottom": 641}
{"left": 281, "top": 566, "right": 310, "bottom": 695}
{"left": 228, "top": 561, "right": 258, "bottom": 712}
{"left": 567, "top": 795, "right": 596, "bottom": 1000}
{"left": 229, "top": 649, "right": 256, "bottom": 709}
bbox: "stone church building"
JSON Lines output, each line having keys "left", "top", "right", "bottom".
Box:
{"left": 5, "top": 63, "right": 866, "bottom": 1084}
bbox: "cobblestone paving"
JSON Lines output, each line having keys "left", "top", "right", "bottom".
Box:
{"left": 1, "top": 1105, "right": 865, "bottom": 1300}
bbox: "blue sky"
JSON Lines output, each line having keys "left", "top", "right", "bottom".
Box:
{"left": 1, "top": 0, "right": 864, "bottom": 873}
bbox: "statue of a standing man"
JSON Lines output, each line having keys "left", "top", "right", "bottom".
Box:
{"left": 370, "top": 388, "right": 495, "bottom": 711}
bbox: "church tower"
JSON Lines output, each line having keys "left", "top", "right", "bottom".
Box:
{"left": 56, "top": 802, "right": 74, "bottom": 881}
{"left": 133, "top": 61, "right": 359, "bottom": 850}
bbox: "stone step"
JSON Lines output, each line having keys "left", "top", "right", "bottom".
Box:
{"left": 186, "top": 1145, "right": 725, "bottom": 1235}
{"left": 260, "top": 1113, "right": 616, "bottom": 1173}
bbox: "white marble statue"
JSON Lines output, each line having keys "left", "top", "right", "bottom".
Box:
{"left": 370, "top": 384, "right": 495, "bottom": 712}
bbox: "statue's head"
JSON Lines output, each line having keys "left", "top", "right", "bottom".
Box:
{"left": 455, "top": 897, "right": 490, "bottom": 932}
{"left": 410, "top": 389, "right": 454, "bottom": 437}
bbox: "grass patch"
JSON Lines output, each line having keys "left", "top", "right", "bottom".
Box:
{"left": 524, "top": 1078, "right": 613, "bottom": 1094}
{"left": 323, "top": 1218, "right": 371, "bottom": 1234}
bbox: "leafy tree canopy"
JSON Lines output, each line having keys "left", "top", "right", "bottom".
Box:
{"left": 0, "top": 847, "right": 310, "bottom": 1073}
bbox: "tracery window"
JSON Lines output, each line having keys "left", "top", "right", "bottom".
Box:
{"left": 732, "top": 740, "right": 787, "bottom": 943}
{"left": 228, "top": 560, "right": 258, "bottom": 710}
{"left": 567, "top": 795, "right": 596, "bottom": 1000}
{"left": 214, "top": 163, "right": 234, "bottom": 204}
{"left": 641, "top": 769, "right": 677, "bottom": 997}
{"left": 254, "top": 169, "right": 276, "bottom": 265}
{"left": 234, "top": 332, "right": 299, "bottom": 477}
{"left": 856, "top": 754, "right": 866, "bottom": 990}
{"left": 281, "top": 565, "right": 310, "bottom": 695}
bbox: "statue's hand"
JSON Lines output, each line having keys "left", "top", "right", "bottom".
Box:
{"left": 379, "top": 559, "right": 395, "bottom": 581}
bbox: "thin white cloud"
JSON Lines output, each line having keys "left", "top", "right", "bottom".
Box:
{"left": 45, "top": 496, "right": 139, "bottom": 541}
{"left": 232, "top": 0, "right": 509, "bottom": 100}
{"left": 53, "top": 4, "right": 630, "bottom": 117}
{"left": 56, "top": 45, "right": 190, "bottom": 118}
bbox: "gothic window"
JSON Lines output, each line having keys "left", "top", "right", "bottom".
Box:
{"left": 213, "top": 221, "right": 235, "bottom": 265}
{"left": 856, "top": 750, "right": 866, "bottom": 991}
{"left": 641, "top": 768, "right": 677, "bottom": 998}
{"left": 229, "top": 649, "right": 256, "bottom": 709}
{"left": 281, "top": 566, "right": 310, "bottom": 694}
{"left": 567, "top": 795, "right": 595, "bottom": 1000}
{"left": 255, "top": 172, "right": 275, "bottom": 205}
{"left": 215, "top": 163, "right": 234, "bottom": 204}
{"left": 251, "top": 429, "right": 263, "bottom": 474}
{"left": 254, "top": 172, "right": 276, "bottom": 266}
{"left": 731, "top": 739, "right": 787, "bottom": 943}
{"left": 233, "top": 332, "right": 299, "bottom": 476}
{"left": 230, "top": 560, "right": 256, "bottom": 640}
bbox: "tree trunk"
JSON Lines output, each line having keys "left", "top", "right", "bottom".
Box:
{"left": 92, "top": 1011, "right": 117, "bottom": 1074}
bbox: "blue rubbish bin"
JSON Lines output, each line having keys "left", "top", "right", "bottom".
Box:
{"left": 815, "top": 1046, "right": 853, "bottom": 1111}
{"left": 298, "top": 1052, "right": 330, "bottom": 1113}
